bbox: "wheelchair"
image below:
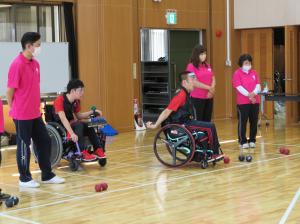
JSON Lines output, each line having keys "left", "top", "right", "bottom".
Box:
{"left": 153, "top": 123, "right": 223, "bottom": 169}
{"left": 31, "top": 104, "right": 107, "bottom": 171}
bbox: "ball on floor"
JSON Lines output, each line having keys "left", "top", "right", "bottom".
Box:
{"left": 224, "top": 156, "right": 230, "bottom": 164}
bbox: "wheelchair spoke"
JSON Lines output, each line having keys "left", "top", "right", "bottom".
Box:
{"left": 153, "top": 124, "right": 195, "bottom": 168}
{"left": 157, "top": 136, "right": 171, "bottom": 146}
{"left": 172, "top": 146, "right": 177, "bottom": 165}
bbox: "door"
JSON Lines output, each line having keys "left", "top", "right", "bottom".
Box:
{"left": 241, "top": 28, "right": 274, "bottom": 119}
{"left": 285, "top": 26, "right": 299, "bottom": 123}
{"left": 169, "top": 30, "right": 202, "bottom": 96}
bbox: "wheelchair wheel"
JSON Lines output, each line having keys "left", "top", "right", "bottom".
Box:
{"left": 98, "top": 158, "right": 107, "bottom": 167}
{"left": 31, "top": 124, "right": 63, "bottom": 168}
{"left": 69, "top": 159, "right": 79, "bottom": 171}
{"left": 201, "top": 160, "right": 208, "bottom": 169}
{"left": 153, "top": 124, "right": 195, "bottom": 167}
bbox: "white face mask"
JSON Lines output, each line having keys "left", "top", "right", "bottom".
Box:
{"left": 32, "top": 47, "right": 41, "bottom": 57}
{"left": 242, "top": 65, "right": 251, "bottom": 73}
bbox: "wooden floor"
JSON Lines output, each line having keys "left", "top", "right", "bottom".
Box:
{"left": 0, "top": 119, "right": 300, "bottom": 224}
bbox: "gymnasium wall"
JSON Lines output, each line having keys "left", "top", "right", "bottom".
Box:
{"left": 234, "top": 0, "right": 300, "bottom": 29}
{"left": 1, "top": 0, "right": 241, "bottom": 132}
{"left": 75, "top": 0, "right": 241, "bottom": 132}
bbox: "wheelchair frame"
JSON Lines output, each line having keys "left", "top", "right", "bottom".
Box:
{"left": 153, "top": 123, "right": 223, "bottom": 169}
{"left": 31, "top": 104, "right": 107, "bottom": 171}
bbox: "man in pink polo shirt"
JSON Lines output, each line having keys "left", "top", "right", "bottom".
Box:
{"left": 232, "top": 54, "right": 261, "bottom": 149}
{"left": 6, "top": 32, "right": 65, "bottom": 188}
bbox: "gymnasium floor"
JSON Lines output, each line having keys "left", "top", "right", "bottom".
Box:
{"left": 0, "top": 119, "right": 300, "bottom": 224}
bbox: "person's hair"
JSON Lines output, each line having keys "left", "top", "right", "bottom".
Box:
{"left": 67, "top": 79, "right": 85, "bottom": 93}
{"left": 179, "top": 71, "right": 192, "bottom": 83}
{"left": 238, "top": 54, "right": 253, "bottom": 67}
{"left": 21, "top": 32, "right": 41, "bottom": 50}
{"left": 190, "top": 45, "right": 207, "bottom": 68}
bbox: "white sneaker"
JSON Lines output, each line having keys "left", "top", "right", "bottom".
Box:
{"left": 241, "top": 143, "right": 250, "bottom": 149}
{"left": 41, "top": 176, "right": 65, "bottom": 184}
{"left": 249, "top": 142, "right": 256, "bottom": 148}
{"left": 19, "top": 180, "right": 40, "bottom": 188}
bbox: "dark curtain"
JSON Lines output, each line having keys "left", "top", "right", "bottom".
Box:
{"left": 63, "top": 2, "right": 78, "bottom": 79}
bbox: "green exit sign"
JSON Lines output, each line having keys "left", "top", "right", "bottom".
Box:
{"left": 166, "top": 10, "right": 177, "bottom": 25}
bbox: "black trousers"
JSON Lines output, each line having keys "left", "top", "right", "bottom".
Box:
{"left": 14, "top": 118, "right": 55, "bottom": 182}
{"left": 237, "top": 104, "right": 260, "bottom": 145}
{"left": 71, "top": 122, "right": 104, "bottom": 151}
{"left": 185, "top": 120, "right": 221, "bottom": 154}
{"left": 191, "top": 97, "right": 213, "bottom": 122}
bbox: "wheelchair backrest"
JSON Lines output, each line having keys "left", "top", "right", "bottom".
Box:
{"left": 44, "top": 104, "right": 59, "bottom": 123}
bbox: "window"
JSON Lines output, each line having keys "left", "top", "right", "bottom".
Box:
{"left": 0, "top": 5, "right": 13, "bottom": 41}
{"left": 0, "top": 4, "right": 65, "bottom": 42}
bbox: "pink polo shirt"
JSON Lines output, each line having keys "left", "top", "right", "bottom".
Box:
{"left": 232, "top": 68, "right": 260, "bottom": 105}
{"left": 7, "top": 53, "right": 41, "bottom": 120}
{"left": 0, "top": 99, "right": 4, "bottom": 133}
{"left": 186, "top": 62, "right": 214, "bottom": 99}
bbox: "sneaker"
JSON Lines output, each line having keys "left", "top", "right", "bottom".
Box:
{"left": 19, "top": 180, "right": 40, "bottom": 188}
{"left": 241, "top": 143, "right": 250, "bottom": 149}
{"left": 94, "top": 148, "right": 106, "bottom": 159}
{"left": 249, "top": 142, "right": 256, "bottom": 148}
{"left": 82, "top": 150, "right": 97, "bottom": 162}
{"left": 42, "top": 176, "right": 65, "bottom": 184}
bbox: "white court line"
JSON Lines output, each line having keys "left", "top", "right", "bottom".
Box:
{"left": 0, "top": 213, "right": 40, "bottom": 224}
{"left": 264, "top": 143, "right": 300, "bottom": 148}
{"left": 278, "top": 187, "right": 300, "bottom": 224}
{"left": 0, "top": 182, "right": 77, "bottom": 199}
{"left": 0, "top": 163, "right": 18, "bottom": 168}
{"left": 56, "top": 169, "right": 140, "bottom": 186}
{"left": 2, "top": 151, "right": 300, "bottom": 216}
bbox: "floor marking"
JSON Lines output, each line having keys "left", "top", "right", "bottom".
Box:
{"left": 278, "top": 187, "right": 300, "bottom": 224}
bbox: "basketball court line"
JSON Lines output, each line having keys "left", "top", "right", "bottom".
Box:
{"left": 56, "top": 169, "right": 140, "bottom": 186}
{"left": 0, "top": 182, "right": 76, "bottom": 199}
{"left": 279, "top": 187, "right": 300, "bottom": 224}
{"left": 0, "top": 213, "right": 40, "bottom": 224}
{"left": 2, "top": 151, "right": 300, "bottom": 217}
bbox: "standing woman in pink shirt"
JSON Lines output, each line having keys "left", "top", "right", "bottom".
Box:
{"left": 232, "top": 54, "right": 261, "bottom": 149}
{"left": 186, "top": 45, "right": 215, "bottom": 122}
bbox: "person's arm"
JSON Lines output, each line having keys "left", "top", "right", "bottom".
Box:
{"left": 76, "top": 110, "right": 93, "bottom": 120}
{"left": 193, "top": 79, "right": 213, "bottom": 91}
{"left": 209, "top": 76, "right": 216, "bottom": 95}
{"left": 57, "top": 111, "right": 78, "bottom": 142}
{"left": 76, "top": 109, "right": 103, "bottom": 120}
{"left": 6, "top": 88, "right": 15, "bottom": 108}
{"left": 146, "top": 109, "right": 173, "bottom": 129}
{"left": 211, "top": 76, "right": 216, "bottom": 88}
{"left": 236, "top": 86, "right": 250, "bottom": 97}
{"left": 253, "top": 84, "right": 261, "bottom": 95}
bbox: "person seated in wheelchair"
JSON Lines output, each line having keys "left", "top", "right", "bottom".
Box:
{"left": 53, "top": 79, "right": 106, "bottom": 162}
{"left": 146, "top": 71, "right": 223, "bottom": 162}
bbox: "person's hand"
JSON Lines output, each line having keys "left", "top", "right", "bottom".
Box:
{"left": 249, "top": 97, "right": 256, "bottom": 104}
{"left": 146, "top": 121, "right": 157, "bottom": 129}
{"left": 70, "top": 133, "right": 78, "bottom": 142}
{"left": 95, "top": 109, "right": 103, "bottom": 117}
{"left": 209, "top": 86, "right": 215, "bottom": 94}
{"left": 248, "top": 92, "right": 256, "bottom": 98}
{"left": 207, "top": 91, "right": 214, "bottom": 99}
